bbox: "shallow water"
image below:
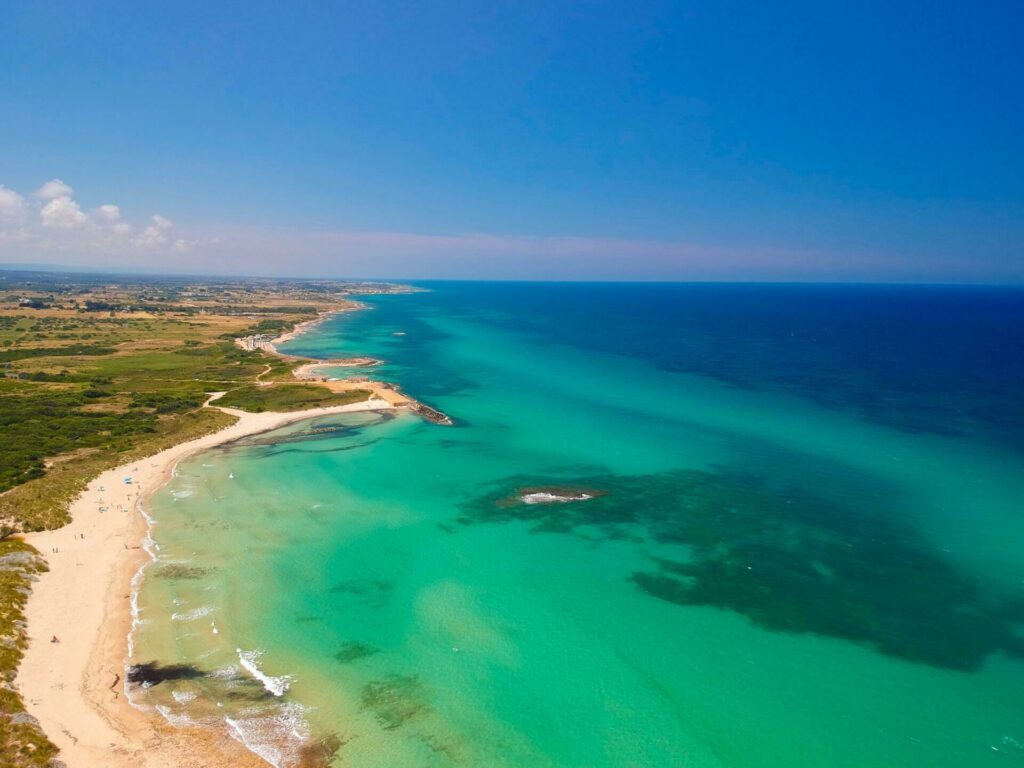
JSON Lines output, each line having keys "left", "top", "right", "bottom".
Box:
{"left": 134, "top": 283, "right": 1024, "bottom": 767}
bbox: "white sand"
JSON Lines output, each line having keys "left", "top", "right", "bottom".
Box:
{"left": 15, "top": 399, "right": 393, "bottom": 767}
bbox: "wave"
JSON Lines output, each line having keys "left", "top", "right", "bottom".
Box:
{"left": 128, "top": 457, "right": 310, "bottom": 768}
{"left": 171, "top": 689, "right": 198, "bottom": 704}
{"left": 171, "top": 605, "right": 213, "bottom": 622}
{"left": 210, "top": 663, "right": 241, "bottom": 679}
{"left": 225, "top": 701, "right": 310, "bottom": 768}
{"left": 150, "top": 679, "right": 312, "bottom": 768}
{"left": 155, "top": 703, "right": 195, "bottom": 728}
{"left": 521, "top": 491, "right": 594, "bottom": 504}
{"left": 237, "top": 648, "right": 293, "bottom": 697}
{"left": 126, "top": 499, "right": 159, "bottom": 660}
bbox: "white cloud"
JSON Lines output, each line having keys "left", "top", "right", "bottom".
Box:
{"left": 134, "top": 227, "right": 165, "bottom": 247}
{"left": 0, "top": 227, "right": 31, "bottom": 245}
{"left": 0, "top": 178, "right": 189, "bottom": 259}
{"left": 134, "top": 214, "right": 175, "bottom": 247}
{"left": 0, "top": 186, "right": 26, "bottom": 223}
{"left": 95, "top": 204, "right": 121, "bottom": 223}
{"left": 40, "top": 195, "right": 88, "bottom": 229}
{"left": 35, "top": 178, "right": 74, "bottom": 200}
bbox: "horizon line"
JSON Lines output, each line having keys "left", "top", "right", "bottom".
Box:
{"left": 2, "top": 264, "right": 1023, "bottom": 289}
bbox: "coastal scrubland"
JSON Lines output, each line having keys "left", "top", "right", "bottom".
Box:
{"left": 217, "top": 382, "right": 371, "bottom": 412}
{"left": 0, "top": 269, "right": 401, "bottom": 766}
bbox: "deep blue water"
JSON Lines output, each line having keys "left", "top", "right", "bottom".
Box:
{"left": 292, "top": 282, "right": 1024, "bottom": 449}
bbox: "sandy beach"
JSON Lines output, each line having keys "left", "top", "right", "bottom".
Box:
{"left": 15, "top": 399, "right": 395, "bottom": 768}
{"left": 291, "top": 359, "right": 382, "bottom": 379}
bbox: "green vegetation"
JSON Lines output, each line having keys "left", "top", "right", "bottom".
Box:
{"left": 217, "top": 384, "right": 372, "bottom": 412}
{"left": 0, "top": 539, "right": 57, "bottom": 768}
{"left": 249, "top": 318, "right": 293, "bottom": 334}
{"left": 0, "top": 383, "right": 162, "bottom": 493}
{"left": 0, "top": 408, "right": 235, "bottom": 532}
{"left": 0, "top": 344, "right": 116, "bottom": 363}
{"left": 129, "top": 391, "right": 206, "bottom": 413}
{"left": 0, "top": 340, "right": 276, "bottom": 513}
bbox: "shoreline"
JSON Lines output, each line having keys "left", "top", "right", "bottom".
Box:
{"left": 292, "top": 358, "right": 383, "bottom": 378}
{"left": 267, "top": 304, "right": 362, "bottom": 355}
{"left": 270, "top": 303, "right": 453, "bottom": 425}
{"left": 15, "top": 399, "right": 396, "bottom": 768}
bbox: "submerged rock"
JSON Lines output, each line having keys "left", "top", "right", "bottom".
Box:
{"left": 517, "top": 486, "right": 606, "bottom": 505}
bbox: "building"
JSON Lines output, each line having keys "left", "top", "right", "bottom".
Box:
{"left": 240, "top": 334, "right": 275, "bottom": 351}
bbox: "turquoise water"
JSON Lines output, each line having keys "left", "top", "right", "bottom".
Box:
{"left": 134, "top": 284, "right": 1024, "bottom": 767}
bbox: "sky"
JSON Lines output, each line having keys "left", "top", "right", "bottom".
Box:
{"left": 1, "top": 1, "right": 1022, "bottom": 282}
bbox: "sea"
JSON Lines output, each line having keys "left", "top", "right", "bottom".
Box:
{"left": 131, "top": 282, "right": 1024, "bottom": 767}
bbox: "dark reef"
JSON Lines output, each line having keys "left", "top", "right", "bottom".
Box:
{"left": 459, "top": 468, "right": 1024, "bottom": 672}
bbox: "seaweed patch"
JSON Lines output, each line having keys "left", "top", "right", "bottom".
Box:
{"left": 330, "top": 578, "right": 394, "bottom": 608}
{"left": 360, "top": 675, "right": 429, "bottom": 730}
{"left": 459, "top": 468, "right": 1024, "bottom": 671}
{"left": 334, "top": 641, "right": 380, "bottom": 664}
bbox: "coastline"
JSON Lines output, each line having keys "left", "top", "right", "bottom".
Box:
{"left": 271, "top": 303, "right": 453, "bottom": 425}
{"left": 15, "top": 399, "right": 395, "bottom": 768}
{"left": 266, "top": 304, "right": 363, "bottom": 356}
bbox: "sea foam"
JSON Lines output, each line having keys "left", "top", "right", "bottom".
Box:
{"left": 237, "top": 648, "right": 293, "bottom": 697}
{"left": 225, "top": 702, "right": 310, "bottom": 768}
{"left": 521, "top": 491, "right": 593, "bottom": 504}
{"left": 171, "top": 605, "right": 213, "bottom": 622}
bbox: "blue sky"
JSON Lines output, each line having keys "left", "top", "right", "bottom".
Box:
{"left": 1, "top": 1, "right": 1021, "bottom": 281}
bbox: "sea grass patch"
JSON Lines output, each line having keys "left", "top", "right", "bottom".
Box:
{"left": 459, "top": 469, "right": 1024, "bottom": 671}
{"left": 360, "top": 675, "right": 429, "bottom": 731}
{"left": 297, "top": 732, "right": 348, "bottom": 768}
{"left": 330, "top": 579, "right": 394, "bottom": 608}
{"left": 334, "top": 641, "right": 380, "bottom": 664}
{"left": 152, "top": 563, "right": 212, "bottom": 580}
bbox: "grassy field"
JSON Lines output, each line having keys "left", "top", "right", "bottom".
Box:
{"left": 217, "top": 383, "right": 372, "bottom": 411}
{"left": 0, "top": 269, "right": 408, "bottom": 766}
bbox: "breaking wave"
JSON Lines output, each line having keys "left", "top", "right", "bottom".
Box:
{"left": 237, "top": 648, "right": 293, "bottom": 697}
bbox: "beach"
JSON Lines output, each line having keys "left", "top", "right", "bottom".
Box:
{"left": 15, "top": 399, "right": 394, "bottom": 768}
